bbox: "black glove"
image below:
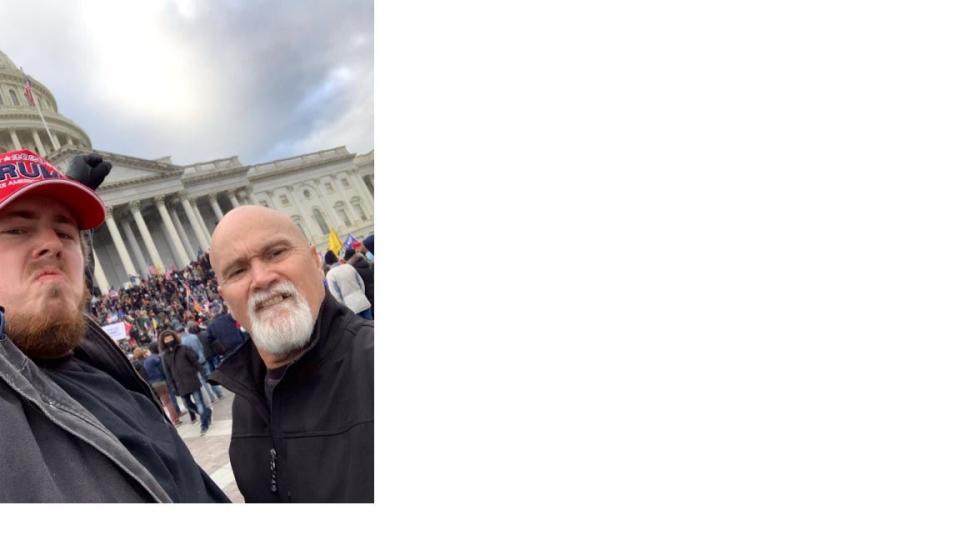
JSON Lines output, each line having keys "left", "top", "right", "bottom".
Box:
{"left": 68, "top": 153, "right": 113, "bottom": 301}
{"left": 67, "top": 153, "right": 113, "bottom": 190}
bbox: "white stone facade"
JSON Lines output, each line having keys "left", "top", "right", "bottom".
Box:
{"left": 0, "top": 50, "right": 374, "bottom": 290}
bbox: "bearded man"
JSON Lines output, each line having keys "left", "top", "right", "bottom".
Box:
{"left": 209, "top": 205, "right": 373, "bottom": 503}
{"left": 0, "top": 149, "right": 228, "bottom": 503}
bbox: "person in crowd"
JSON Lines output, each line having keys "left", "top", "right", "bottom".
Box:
{"left": 362, "top": 233, "right": 374, "bottom": 262}
{"left": 323, "top": 249, "right": 338, "bottom": 273}
{"left": 205, "top": 303, "right": 245, "bottom": 358}
{"left": 345, "top": 247, "right": 374, "bottom": 319}
{"left": 140, "top": 344, "right": 180, "bottom": 425}
{"left": 195, "top": 322, "right": 218, "bottom": 371}
{"left": 181, "top": 324, "right": 222, "bottom": 403}
{"left": 209, "top": 205, "right": 373, "bottom": 503}
{"left": 159, "top": 329, "right": 212, "bottom": 435}
{"left": 0, "top": 149, "right": 227, "bottom": 502}
{"left": 151, "top": 340, "right": 185, "bottom": 421}
{"left": 131, "top": 346, "right": 151, "bottom": 382}
{"left": 326, "top": 252, "right": 373, "bottom": 320}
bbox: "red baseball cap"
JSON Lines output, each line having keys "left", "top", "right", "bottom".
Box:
{"left": 0, "top": 149, "right": 106, "bottom": 230}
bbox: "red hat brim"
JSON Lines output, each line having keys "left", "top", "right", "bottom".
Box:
{"left": 0, "top": 179, "right": 106, "bottom": 230}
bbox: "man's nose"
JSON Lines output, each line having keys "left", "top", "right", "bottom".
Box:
{"left": 32, "top": 227, "right": 64, "bottom": 260}
{"left": 249, "top": 259, "right": 278, "bottom": 290}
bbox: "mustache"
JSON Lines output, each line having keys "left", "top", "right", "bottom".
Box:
{"left": 248, "top": 281, "right": 304, "bottom": 313}
{"left": 27, "top": 257, "right": 65, "bottom": 277}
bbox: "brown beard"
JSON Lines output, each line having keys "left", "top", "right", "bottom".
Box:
{"left": 7, "top": 287, "right": 91, "bottom": 361}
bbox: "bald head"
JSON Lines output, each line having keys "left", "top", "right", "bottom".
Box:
{"left": 210, "top": 205, "right": 309, "bottom": 271}
{"left": 209, "top": 205, "right": 326, "bottom": 368}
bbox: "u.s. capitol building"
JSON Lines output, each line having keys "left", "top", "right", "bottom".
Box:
{"left": 0, "top": 49, "right": 374, "bottom": 291}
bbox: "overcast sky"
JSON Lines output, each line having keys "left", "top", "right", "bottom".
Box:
{"left": 1, "top": 0, "right": 372, "bottom": 166}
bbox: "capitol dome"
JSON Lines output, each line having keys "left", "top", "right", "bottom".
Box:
{"left": 0, "top": 49, "right": 91, "bottom": 155}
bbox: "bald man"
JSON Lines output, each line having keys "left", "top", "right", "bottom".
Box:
{"left": 208, "top": 206, "right": 373, "bottom": 503}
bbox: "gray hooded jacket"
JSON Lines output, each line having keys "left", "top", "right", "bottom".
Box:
{"left": 0, "top": 308, "right": 173, "bottom": 502}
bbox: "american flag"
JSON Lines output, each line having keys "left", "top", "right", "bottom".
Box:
{"left": 21, "top": 69, "right": 34, "bottom": 107}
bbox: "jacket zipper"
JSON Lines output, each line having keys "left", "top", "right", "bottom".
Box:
{"left": 269, "top": 447, "right": 278, "bottom": 494}
{"left": 269, "top": 391, "right": 283, "bottom": 499}
{"left": 212, "top": 360, "right": 282, "bottom": 499}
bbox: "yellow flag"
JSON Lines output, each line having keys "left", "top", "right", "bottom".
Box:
{"left": 328, "top": 229, "right": 343, "bottom": 256}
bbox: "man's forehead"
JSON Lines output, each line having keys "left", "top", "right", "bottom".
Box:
{"left": 218, "top": 230, "right": 300, "bottom": 264}
{"left": 0, "top": 196, "right": 79, "bottom": 227}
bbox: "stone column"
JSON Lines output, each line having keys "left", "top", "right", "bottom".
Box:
{"left": 130, "top": 201, "right": 165, "bottom": 273}
{"left": 288, "top": 185, "right": 318, "bottom": 242}
{"left": 312, "top": 179, "right": 343, "bottom": 231}
{"left": 190, "top": 198, "right": 213, "bottom": 244}
{"left": 49, "top": 131, "right": 61, "bottom": 151}
{"left": 9, "top": 130, "right": 21, "bottom": 149}
{"left": 181, "top": 196, "right": 210, "bottom": 251}
{"left": 91, "top": 248, "right": 111, "bottom": 293}
{"left": 104, "top": 209, "right": 137, "bottom": 279}
{"left": 169, "top": 199, "right": 196, "bottom": 257}
{"left": 156, "top": 197, "right": 190, "bottom": 267}
{"left": 239, "top": 188, "right": 254, "bottom": 204}
{"left": 120, "top": 216, "right": 148, "bottom": 275}
{"left": 31, "top": 130, "right": 46, "bottom": 156}
{"left": 209, "top": 194, "right": 225, "bottom": 221}
{"left": 227, "top": 192, "right": 241, "bottom": 209}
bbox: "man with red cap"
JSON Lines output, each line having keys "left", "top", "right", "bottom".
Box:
{"left": 0, "top": 149, "right": 228, "bottom": 502}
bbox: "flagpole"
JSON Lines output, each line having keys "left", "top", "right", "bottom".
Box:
{"left": 20, "top": 67, "right": 56, "bottom": 151}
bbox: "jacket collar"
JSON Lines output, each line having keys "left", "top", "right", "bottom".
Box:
{"left": 210, "top": 294, "right": 351, "bottom": 401}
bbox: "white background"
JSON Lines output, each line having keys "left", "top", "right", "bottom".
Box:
{"left": 12, "top": 1, "right": 960, "bottom": 538}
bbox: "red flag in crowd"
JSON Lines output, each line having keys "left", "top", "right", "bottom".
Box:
{"left": 345, "top": 234, "right": 362, "bottom": 250}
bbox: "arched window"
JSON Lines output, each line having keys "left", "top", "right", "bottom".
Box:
{"left": 292, "top": 216, "right": 308, "bottom": 239}
{"left": 8, "top": 89, "right": 18, "bottom": 106}
{"left": 279, "top": 195, "right": 290, "bottom": 206}
{"left": 334, "top": 201, "right": 352, "bottom": 227}
{"left": 363, "top": 174, "right": 374, "bottom": 195}
{"left": 350, "top": 197, "right": 368, "bottom": 222}
{"left": 303, "top": 189, "right": 312, "bottom": 200}
{"left": 340, "top": 177, "right": 350, "bottom": 189}
{"left": 312, "top": 208, "right": 330, "bottom": 234}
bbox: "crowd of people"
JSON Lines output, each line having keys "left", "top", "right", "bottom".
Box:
{"left": 89, "top": 254, "right": 225, "bottom": 354}
{"left": 88, "top": 233, "right": 375, "bottom": 357}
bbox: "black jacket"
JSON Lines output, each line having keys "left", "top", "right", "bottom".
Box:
{"left": 161, "top": 345, "right": 203, "bottom": 396}
{"left": 210, "top": 295, "right": 374, "bottom": 502}
{"left": 0, "top": 313, "right": 227, "bottom": 502}
{"left": 198, "top": 329, "right": 216, "bottom": 360}
{"left": 207, "top": 313, "right": 245, "bottom": 356}
{"left": 132, "top": 358, "right": 150, "bottom": 382}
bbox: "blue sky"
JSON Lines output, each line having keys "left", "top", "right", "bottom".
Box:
{"left": 1, "top": 0, "right": 373, "bottom": 165}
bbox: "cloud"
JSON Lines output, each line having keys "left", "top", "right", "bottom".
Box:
{"left": 0, "top": 0, "right": 372, "bottom": 165}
